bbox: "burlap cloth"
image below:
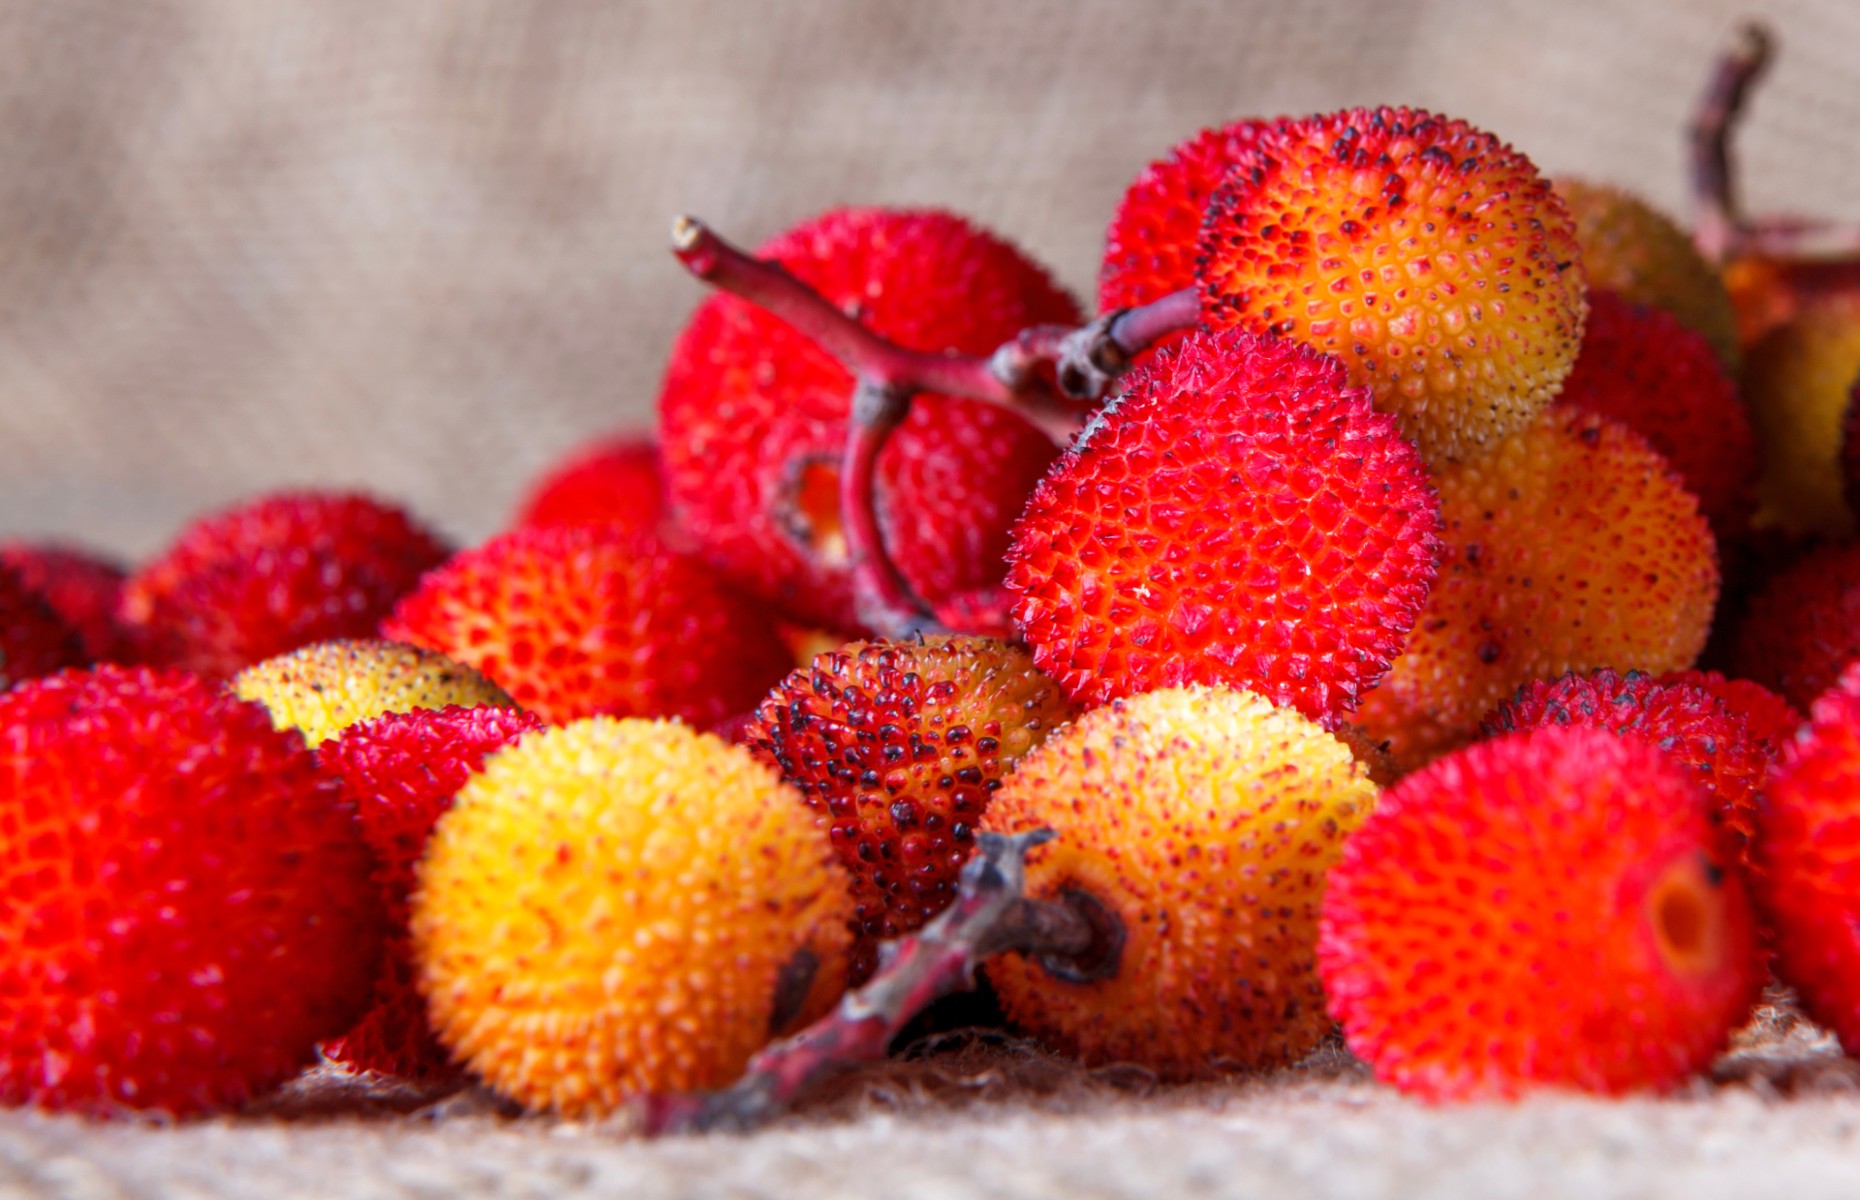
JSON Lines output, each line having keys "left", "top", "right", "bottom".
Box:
{"left": 5, "top": 0, "right": 1860, "bottom": 1195}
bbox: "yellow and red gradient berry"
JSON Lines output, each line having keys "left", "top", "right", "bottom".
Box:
{"left": 1752, "top": 662, "right": 1860, "bottom": 1054}
{"left": 0, "top": 564, "right": 85, "bottom": 691}
{"left": 231, "top": 638, "right": 515, "bottom": 748}
{"left": 1482, "top": 668, "right": 1771, "bottom": 851}
{"left": 119, "top": 491, "right": 450, "bottom": 680}
{"left": 382, "top": 523, "right": 791, "bottom": 727}
{"left": 413, "top": 718, "right": 853, "bottom": 1116}
{"left": 1553, "top": 178, "right": 1742, "bottom": 369}
{"left": 1354, "top": 407, "right": 1719, "bottom": 770}
{"left": 1730, "top": 540, "right": 1860, "bottom": 712}
{"left": 1320, "top": 726, "right": 1761, "bottom": 1101}
{"left": 982, "top": 685, "right": 1377, "bottom": 1078}
{"left": 0, "top": 542, "right": 128, "bottom": 664}
{"left": 746, "top": 635, "right": 1076, "bottom": 981}
{"left": 0, "top": 666, "right": 383, "bottom": 1115}
{"left": 1744, "top": 292, "right": 1860, "bottom": 538}
{"left": 1198, "top": 106, "right": 1587, "bottom": 463}
{"left": 1099, "top": 116, "right": 1289, "bottom": 345}
{"left": 1558, "top": 290, "right": 1755, "bottom": 540}
{"left": 319, "top": 704, "right": 545, "bottom": 1081}
{"left": 510, "top": 433, "right": 674, "bottom": 540}
{"left": 658, "top": 207, "right": 1080, "bottom": 633}
{"left": 1007, "top": 328, "right": 1441, "bottom": 723}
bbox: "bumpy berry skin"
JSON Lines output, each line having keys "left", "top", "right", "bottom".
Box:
{"left": 382, "top": 524, "right": 790, "bottom": 727}
{"left": 1730, "top": 540, "right": 1860, "bottom": 712}
{"left": 1753, "top": 663, "right": 1860, "bottom": 1053}
{"left": 1198, "top": 106, "right": 1587, "bottom": 463}
{"left": 1482, "top": 668, "right": 1770, "bottom": 849}
{"left": 746, "top": 636, "right": 1076, "bottom": 980}
{"left": 1744, "top": 292, "right": 1860, "bottom": 538}
{"left": 658, "top": 207, "right": 1079, "bottom": 632}
{"left": 0, "top": 565, "right": 86, "bottom": 690}
{"left": 1554, "top": 178, "right": 1741, "bottom": 369}
{"left": 982, "top": 685, "right": 1376, "bottom": 1077}
{"left": 120, "top": 491, "right": 450, "bottom": 680}
{"left": 1356, "top": 407, "right": 1719, "bottom": 770}
{"left": 231, "top": 639, "right": 515, "bottom": 748}
{"left": 0, "top": 543, "right": 128, "bottom": 663}
{"left": 1007, "top": 328, "right": 1441, "bottom": 723}
{"left": 1662, "top": 669, "right": 1803, "bottom": 762}
{"left": 511, "top": 433, "right": 671, "bottom": 538}
{"left": 413, "top": 718, "right": 853, "bottom": 1116}
{"left": 0, "top": 666, "right": 383, "bottom": 1115}
{"left": 1320, "top": 726, "right": 1761, "bottom": 1101}
{"left": 1558, "top": 290, "right": 1756, "bottom": 540}
{"left": 319, "top": 704, "right": 545, "bottom": 1080}
{"left": 1099, "top": 117, "right": 1288, "bottom": 326}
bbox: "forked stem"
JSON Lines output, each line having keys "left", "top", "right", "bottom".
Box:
{"left": 641, "top": 828, "right": 1120, "bottom": 1136}
{"left": 670, "top": 216, "right": 1198, "bottom": 636}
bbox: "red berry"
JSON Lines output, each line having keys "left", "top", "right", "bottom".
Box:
{"left": 319, "top": 704, "right": 546, "bottom": 1080}
{"left": 1730, "top": 539, "right": 1860, "bottom": 711}
{"left": 0, "top": 666, "right": 383, "bottom": 1115}
{"left": 1007, "top": 327, "right": 1441, "bottom": 723}
{"left": 658, "top": 207, "right": 1079, "bottom": 631}
{"left": 511, "top": 433, "right": 672, "bottom": 538}
{"left": 1557, "top": 290, "right": 1757, "bottom": 539}
{"left": 1320, "top": 726, "right": 1761, "bottom": 1100}
{"left": 120, "top": 491, "right": 450, "bottom": 679}
{"left": 0, "top": 565, "right": 86, "bottom": 690}
{"left": 1753, "top": 662, "right": 1860, "bottom": 1053}
{"left": 1482, "top": 667, "right": 1770, "bottom": 851}
{"left": 0, "top": 542, "right": 129, "bottom": 663}
{"left": 1662, "top": 668, "right": 1803, "bottom": 762}
{"left": 382, "top": 523, "right": 791, "bottom": 727}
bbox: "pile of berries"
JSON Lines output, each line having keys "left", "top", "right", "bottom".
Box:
{"left": 10, "top": 24, "right": 1860, "bottom": 1126}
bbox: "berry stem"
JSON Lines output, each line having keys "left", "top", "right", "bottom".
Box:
{"left": 1690, "top": 19, "right": 1772, "bottom": 263}
{"left": 669, "top": 216, "right": 1199, "bottom": 638}
{"left": 641, "top": 827, "right": 1104, "bottom": 1135}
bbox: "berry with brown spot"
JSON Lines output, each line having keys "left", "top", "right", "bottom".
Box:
{"left": 981, "top": 685, "right": 1377, "bottom": 1078}
{"left": 1320, "top": 726, "right": 1761, "bottom": 1100}
{"left": 1007, "top": 327, "right": 1441, "bottom": 723}
{"left": 1355, "top": 407, "right": 1719, "bottom": 770}
{"left": 1198, "top": 106, "right": 1587, "bottom": 463}
{"left": 747, "top": 635, "right": 1076, "bottom": 980}
{"left": 412, "top": 718, "right": 852, "bottom": 1116}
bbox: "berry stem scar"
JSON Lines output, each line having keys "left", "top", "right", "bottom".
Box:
{"left": 669, "top": 215, "right": 1198, "bottom": 636}
{"left": 641, "top": 827, "right": 1119, "bottom": 1135}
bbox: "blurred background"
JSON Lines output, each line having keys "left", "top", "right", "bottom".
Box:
{"left": 3, "top": 0, "right": 1857, "bottom": 559}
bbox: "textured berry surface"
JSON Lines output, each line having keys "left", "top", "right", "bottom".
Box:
{"left": 1482, "top": 668, "right": 1770, "bottom": 849}
{"left": 1355, "top": 407, "right": 1718, "bottom": 770}
{"left": 319, "top": 704, "right": 545, "bottom": 1080}
{"left": 0, "top": 666, "right": 382, "bottom": 1115}
{"left": 1662, "top": 668, "right": 1802, "bottom": 762}
{"left": 1320, "top": 726, "right": 1760, "bottom": 1100}
{"left": 119, "top": 491, "right": 450, "bottom": 679}
{"left": 746, "top": 635, "right": 1075, "bottom": 980}
{"left": 1744, "top": 291, "right": 1860, "bottom": 538}
{"left": 0, "top": 542, "right": 128, "bottom": 664}
{"left": 0, "top": 565, "right": 86, "bottom": 691}
{"left": 658, "top": 206, "right": 1079, "bottom": 631}
{"left": 1753, "top": 662, "right": 1860, "bottom": 1054}
{"left": 1099, "top": 116, "right": 1287, "bottom": 332}
{"left": 1198, "top": 106, "right": 1586, "bottom": 462}
{"left": 1554, "top": 178, "right": 1741, "bottom": 368}
{"left": 511, "top": 433, "right": 671, "bottom": 537}
{"left": 1730, "top": 539, "right": 1860, "bottom": 712}
{"left": 231, "top": 638, "right": 515, "bottom": 748}
{"left": 382, "top": 523, "right": 791, "bottom": 727}
{"left": 1008, "top": 328, "right": 1441, "bottom": 722}
{"left": 1558, "top": 289, "right": 1755, "bottom": 539}
{"left": 982, "top": 685, "right": 1376, "bottom": 1077}
{"left": 413, "top": 718, "right": 853, "bottom": 1116}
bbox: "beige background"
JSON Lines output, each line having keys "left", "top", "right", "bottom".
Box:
{"left": 3, "top": 0, "right": 1859, "bottom": 562}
